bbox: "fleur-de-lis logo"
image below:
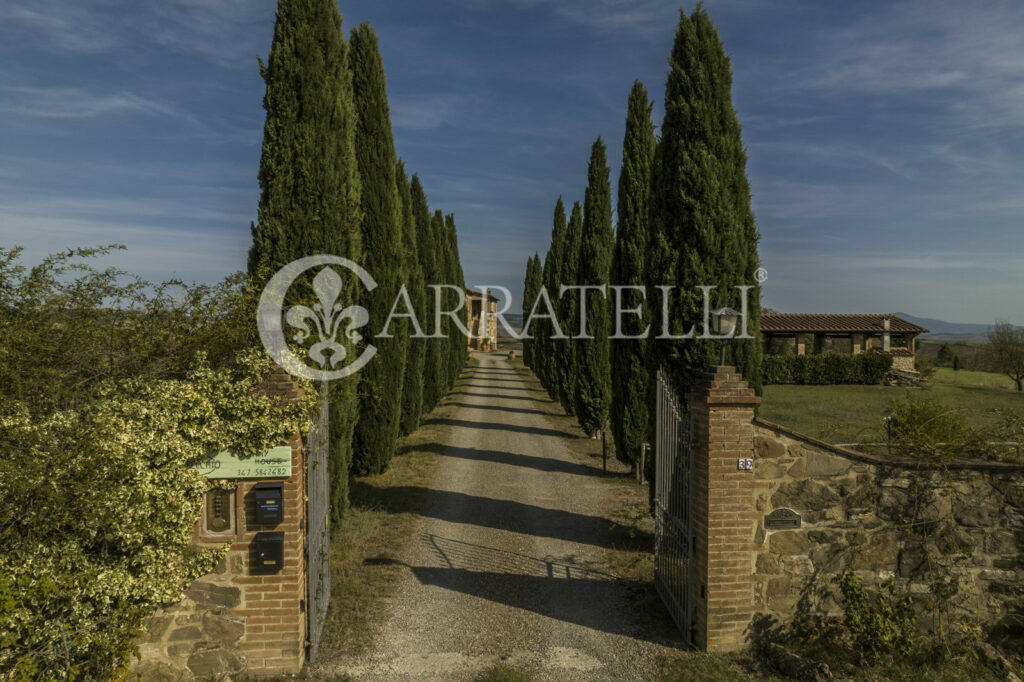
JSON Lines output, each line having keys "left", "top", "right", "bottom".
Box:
{"left": 257, "top": 255, "right": 377, "bottom": 381}
{"left": 285, "top": 267, "right": 369, "bottom": 368}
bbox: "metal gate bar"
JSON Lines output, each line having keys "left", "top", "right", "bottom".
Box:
{"left": 653, "top": 368, "right": 693, "bottom": 645}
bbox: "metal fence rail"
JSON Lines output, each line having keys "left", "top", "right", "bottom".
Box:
{"left": 305, "top": 383, "right": 330, "bottom": 662}
{"left": 654, "top": 368, "right": 694, "bottom": 646}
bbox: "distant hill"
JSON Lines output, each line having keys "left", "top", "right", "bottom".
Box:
{"left": 502, "top": 312, "right": 524, "bottom": 329}
{"left": 894, "top": 312, "right": 1005, "bottom": 341}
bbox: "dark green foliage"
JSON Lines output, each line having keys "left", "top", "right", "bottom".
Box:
{"left": 648, "top": 6, "right": 762, "bottom": 399}
{"left": 410, "top": 176, "right": 442, "bottom": 416}
{"left": 536, "top": 198, "right": 568, "bottom": 393}
{"left": 421, "top": 210, "right": 448, "bottom": 412}
{"left": 397, "top": 161, "right": 426, "bottom": 435}
{"left": 937, "top": 342, "right": 955, "bottom": 365}
{"left": 611, "top": 82, "right": 655, "bottom": 465}
{"left": 349, "top": 23, "right": 407, "bottom": 475}
{"left": 246, "top": 0, "right": 361, "bottom": 522}
{"left": 760, "top": 353, "right": 893, "bottom": 385}
{"left": 952, "top": 355, "right": 960, "bottom": 371}
{"left": 575, "top": 139, "right": 614, "bottom": 436}
{"left": 557, "top": 201, "right": 584, "bottom": 416}
{"left": 522, "top": 254, "right": 543, "bottom": 368}
{"left": 444, "top": 213, "right": 467, "bottom": 388}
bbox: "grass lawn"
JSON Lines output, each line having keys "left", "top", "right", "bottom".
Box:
{"left": 760, "top": 367, "right": 1024, "bottom": 445}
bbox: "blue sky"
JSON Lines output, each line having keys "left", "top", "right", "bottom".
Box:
{"left": 2, "top": 0, "right": 1022, "bottom": 325}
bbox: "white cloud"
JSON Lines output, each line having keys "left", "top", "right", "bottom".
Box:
{"left": 0, "top": 86, "right": 182, "bottom": 120}
{"left": 0, "top": 0, "right": 275, "bottom": 69}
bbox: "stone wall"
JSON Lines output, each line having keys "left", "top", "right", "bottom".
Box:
{"left": 132, "top": 369, "right": 309, "bottom": 680}
{"left": 751, "top": 419, "right": 1024, "bottom": 652}
{"left": 890, "top": 354, "right": 916, "bottom": 371}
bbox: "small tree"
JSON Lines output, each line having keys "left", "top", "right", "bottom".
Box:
{"left": 937, "top": 342, "right": 955, "bottom": 366}
{"left": 987, "top": 320, "right": 1024, "bottom": 391}
{"left": 522, "top": 254, "right": 542, "bottom": 368}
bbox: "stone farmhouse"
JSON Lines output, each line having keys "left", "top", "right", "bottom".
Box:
{"left": 760, "top": 313, "right": 928, "bottom": 371}
{"left": 466, "top": 288, "right": 499, "bottom": 351}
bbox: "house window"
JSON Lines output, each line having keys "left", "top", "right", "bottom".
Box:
{"left": 766, "top": 336, "right": 796, "bottom": 355}
{"left": 822, "top": 335, "right": 852, "bottom": 354}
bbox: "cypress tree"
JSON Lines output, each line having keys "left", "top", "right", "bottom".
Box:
{"left": 247, "top": 0, "right": 361, "bottom": 524}
{"left": 575, "top": 138, "right": 614, "bottom": 436}
{"left": 649, "top": 6, "right": 762, "bottom": 401}
{"left": 397, "top": 161, "right": 426, "bottom": 435}
{"left": 409, "top": 175, "right": 437, "bottom": 415}
{"left": 421, "top": 209, "right": 447, "bottom": 411}
{"left": 444, "top": 213, "right": 466, "bottom": 388}
{"left": 536, "top": 198, "right": 568, "bottom": 392}
{"left": 349, "top": 23, "right": 407, "bottom": 475}
{"left": 522, "top": 254, "right": 542, "bottom": 368}
{"left": 558, "top": 200, "right": 584, "bottom": 415}
{"left": 611, "top": 81, "right": 656, "bottom": 466}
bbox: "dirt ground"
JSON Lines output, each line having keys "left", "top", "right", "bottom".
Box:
{"left": 315, "top": 352, "right": 683, "bottom": 681}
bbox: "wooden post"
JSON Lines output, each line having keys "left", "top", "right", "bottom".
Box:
{"left": 602, "top": 430, "right": 607, "bottom": 474}
{"left": 638, "top": 443, "right": 647, "bottom": 484}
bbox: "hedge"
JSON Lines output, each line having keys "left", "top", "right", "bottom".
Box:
{"left": 761, "top": 353, "right": 894, "bottom": 385}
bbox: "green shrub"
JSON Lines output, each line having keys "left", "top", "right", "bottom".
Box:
{"left": 761, "top": 353, "right": 893, "bottom": 385}
{"left": 834, "top": 567, "right": 917, "bottom": 662}
{"left": 886, "top": 394, "right": 990, "bottom": 460}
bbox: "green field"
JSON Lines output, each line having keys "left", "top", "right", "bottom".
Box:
{"left": 760, "top": 368, "right": 1024, "bottom": 445}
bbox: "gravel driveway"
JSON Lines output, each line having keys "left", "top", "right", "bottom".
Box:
{"left": 324, "top": 353, "right": 683, "bottom": 681}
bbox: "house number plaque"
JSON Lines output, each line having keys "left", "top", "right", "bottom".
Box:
{"left": 765, "top": 508, "right": 801, "bottom": 530}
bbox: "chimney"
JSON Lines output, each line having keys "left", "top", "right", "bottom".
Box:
{"left": 882, "top": 317, "right": 891, "bottom": 351}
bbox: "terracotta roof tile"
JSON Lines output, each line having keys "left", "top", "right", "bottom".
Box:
{"left": 760, "top": 314, "right": 928, "bottom": 334}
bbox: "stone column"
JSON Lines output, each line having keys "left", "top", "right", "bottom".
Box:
{"left": 687, "top": 365, "right": 762, "bottom": 652}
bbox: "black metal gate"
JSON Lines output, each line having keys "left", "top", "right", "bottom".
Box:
{"left": 654, "top": 368, "right": 694, "bottom": 645}
{"left": 305, "top": 382, "right": 330, "bottom": 662}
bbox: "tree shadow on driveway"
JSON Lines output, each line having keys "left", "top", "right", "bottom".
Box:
{"left": 419, "top": 417, "right": 576, "bottom": 439}
{"left": 447, "top": 391, "right": 551, "bottom": 403}
{"left": 443, "top": 402, "right": 548, "bottom": 416}
{"left": 352, "top": 484, "right": 653, "bottom": 550}
{"left": 403, "top": 442, "right": 600, "bottom": 477}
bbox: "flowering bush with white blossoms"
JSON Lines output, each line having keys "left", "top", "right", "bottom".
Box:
{"left": 0, "top": 248, "right": 313, "bottom": 680}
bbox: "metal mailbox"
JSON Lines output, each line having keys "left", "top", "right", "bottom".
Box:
{"left": 253, "top": 481, "right": 284, "bottom": 525}
{"left": 252, "top": 531, "right": 284, "bottom": 571}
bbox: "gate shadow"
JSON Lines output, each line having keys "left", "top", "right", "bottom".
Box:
{"left": 365, "top": 534, "right": 680, "bottom": 645}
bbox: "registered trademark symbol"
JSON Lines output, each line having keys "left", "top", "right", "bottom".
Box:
{"left": 755, "top": 267, "right": 768, "bottom": 283}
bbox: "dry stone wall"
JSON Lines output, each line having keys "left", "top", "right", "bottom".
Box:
{"left": 751, "top": 419, "right": 1024, "bottom": 653}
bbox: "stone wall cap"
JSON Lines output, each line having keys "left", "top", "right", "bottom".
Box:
{"left": 754, "top": 417, "right": 1024, "bottom": 472}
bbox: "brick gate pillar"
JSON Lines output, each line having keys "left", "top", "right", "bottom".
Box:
{"left": 686, "top": 365, "right": 761, "bottom": 652}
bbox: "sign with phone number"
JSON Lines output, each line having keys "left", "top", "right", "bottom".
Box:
{"left": 190, "top": 446, "right": 292, "bottom": 479}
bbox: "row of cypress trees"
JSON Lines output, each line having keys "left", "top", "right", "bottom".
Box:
{"left": 248, "top": 0, "right": 467, "bottom": 523}
{"left": 522, "top": 6, "right": 762, "bottom": 471}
